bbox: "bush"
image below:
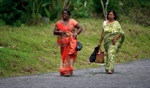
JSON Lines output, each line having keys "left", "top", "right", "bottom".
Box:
{"left": 0, "top": 19, "right": 5, "bottom": 26}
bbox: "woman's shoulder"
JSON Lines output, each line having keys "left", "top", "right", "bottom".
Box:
{"left": 114, "top": 20, "right": 120, "bottom": 23}
{"left": 70, "top": 19, "right": 77, "bottom": 22}
{"left": 114, "top": 20, "right": 121, "bottom": 25}
{"left": 103, "top": 20, "right": 107, "bottom": 25}
{"left": 103, "top": 20, "right": 107, "bottom": 23}
{"left": 56, "top": 20, "right": 63, "bottom": 24}
{"left": 69, "top": 19, "right": 78, "bottom": 25}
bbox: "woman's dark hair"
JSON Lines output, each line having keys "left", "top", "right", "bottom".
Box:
{"left": 62, "top": 9, "right": 71, "bottom": 16}
{"left": 107, "top": 10, "right": 117, "bottom": 20}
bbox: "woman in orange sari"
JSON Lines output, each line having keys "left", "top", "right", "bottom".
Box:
{"left": 54, "top": 9, "right": 83, "bottom": 77}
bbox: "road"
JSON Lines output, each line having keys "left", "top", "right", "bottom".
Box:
{"left": 0, "top": 59, "right": 150, "bottom": 88}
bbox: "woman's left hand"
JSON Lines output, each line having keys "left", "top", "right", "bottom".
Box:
{"left": 112, "top": 36, "right": 118, "bottom": 45}
{"left": 112, "top": 34, "right": 122, "bottom": 45}
{"left": 112, "top": 38, "right": 116, "bottom": 45}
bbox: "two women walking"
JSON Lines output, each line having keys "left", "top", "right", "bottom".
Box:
{"left": 54, "top": 9, "right": 125, "bottom": 76}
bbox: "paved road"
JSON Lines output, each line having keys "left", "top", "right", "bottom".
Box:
{"left": 0, "top": 59, "right": 150, "bottom": 88}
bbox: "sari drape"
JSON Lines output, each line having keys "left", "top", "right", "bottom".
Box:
{"left": 103, "top": 21, "right": 125, "bottom": 70}
{"left": 56, "top": 19, "right": 78, "bottom": 76}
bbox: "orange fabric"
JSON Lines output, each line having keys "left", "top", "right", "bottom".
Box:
{"left": 56, "top": 19, "right": 78, "bottom": 75}
{"left": 56, "top": 19, "right": 77, "bottom": 32}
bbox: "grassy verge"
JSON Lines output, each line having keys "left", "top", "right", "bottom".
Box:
{"left": 0, "top": 19, "right": 150, "bottom": 78}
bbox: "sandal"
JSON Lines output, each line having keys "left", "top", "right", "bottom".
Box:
{"left": 64, "top": 74, "right": 71, "bottom": 77}
{"left": 105, "top": 69, "right": 114, "bottom": 74}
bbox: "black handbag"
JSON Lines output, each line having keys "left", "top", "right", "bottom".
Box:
{"left": 76, "top": 42, "right": 83, "bottom": 51}
{"left": 89, "top": 46, "right": 99, "bottom": 62}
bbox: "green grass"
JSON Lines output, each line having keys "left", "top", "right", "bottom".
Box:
{"left": 0, "top": 19, "right": 150, "bottom": 78}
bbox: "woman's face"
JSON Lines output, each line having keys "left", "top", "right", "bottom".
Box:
{"left": 108, "top": 12, "right": 115, "bottom": 20}
{"left": 62, "top": 11, "right": 69, "bottom": 20}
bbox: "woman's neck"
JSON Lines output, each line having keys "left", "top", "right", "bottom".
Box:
{"left": 108, "top": 19, "right": 115, "bottom": 23}
{"left": 63, "top": 18, "right": 70, "bottom": 22}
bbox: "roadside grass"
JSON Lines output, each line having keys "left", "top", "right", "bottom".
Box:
{"left": 0, "top": 19, "right": 150, "bottom": 78}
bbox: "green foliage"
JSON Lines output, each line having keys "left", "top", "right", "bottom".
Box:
{"left": 0, "top": 0, "right": 25, "bottom": 26}
{"left": 0, "top": 0, "right": 150, "bottom": 26}
{"left": 0, "top": 19, "right": 5, "bottom": 26}
{"left": 92, "top": 0, "right": 150, "bottom": 26}
{"left": 0, "top": 0, "right": 66, "bottom": 26}
{"left": 121, "top": 0, "right": 150, "bottom": 26}
{"left": 70, "top": 0, "right": 91, "bottom": 18}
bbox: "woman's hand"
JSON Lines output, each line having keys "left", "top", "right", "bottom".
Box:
{"left": 112, "top": 35, "right": 119, "bottom": 45}
{"left": 97, "top": 43, "right": 101, "bottom": 48}
{"left": 112, "top": 36, "right": 119, "bottom": 45}
{"left": 59, "top": 30, "right": 66, "bottom": 36}
{"left": 112, "top": 34, "right": 122, "bottom": 45}
{"left": 73, "top": 33, "right": 77, "bottom": 39}
{"left": 112, "top": 37, "right": 116, "bottom": 45}
{"left": 54, "top": 26, "right": 66, "bottom": 36}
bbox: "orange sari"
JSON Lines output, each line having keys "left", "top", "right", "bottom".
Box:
{"left": 56, "top": 19, "right": 78, "bottom": 76}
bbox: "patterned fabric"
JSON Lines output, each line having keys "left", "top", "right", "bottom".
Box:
{"left": 103, "top": 21, "right": 125, "bottom": 70}
{"left": 56, "top": 19, "right": 78, "bottom": 76}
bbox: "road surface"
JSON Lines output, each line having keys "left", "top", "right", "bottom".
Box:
{"left": 0, "top": 59, "right": 150, "bottom": 88}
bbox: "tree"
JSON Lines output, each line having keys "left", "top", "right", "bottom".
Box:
{"left": 100, "top": 0, "right": 109, "bottom": 20}
{"left": 63, "top": 0, "right": 70, "bottom": 9}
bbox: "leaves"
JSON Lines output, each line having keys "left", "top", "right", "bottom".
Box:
{"left": 0, "top": 0, "right": 149, "bottom": 26}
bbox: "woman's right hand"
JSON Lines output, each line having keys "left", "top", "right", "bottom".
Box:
{"left": 97, "top": 43, "right": 101, "bottom": 48}
{"left": 59, "top": 30, "right": 66, "bottom": 35}
{"left": 54, "top": 26, "right": 66, "bottom": 36}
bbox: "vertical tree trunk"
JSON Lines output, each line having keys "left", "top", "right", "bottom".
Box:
{"left": 64, "top": 0, "right": 70, "bottom": 9}
{"left": 100, "top": 0, "right": 109, "bottom": 20}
